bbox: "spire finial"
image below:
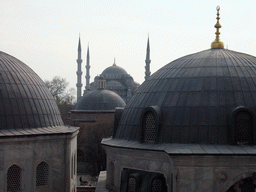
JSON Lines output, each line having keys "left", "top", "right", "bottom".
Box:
{"left": 113, "top": 57, "right": 116, "bottom": 66}
{"left": 145, "top": 36, "right": 151, "bottom": 80}
{"left": 78, "top": 36, "right": 81, "bottom": 51}
{"left": 211, "top": 6, "right": 224, "bottom": 49}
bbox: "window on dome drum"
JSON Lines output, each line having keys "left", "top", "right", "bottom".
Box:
{"left": 128, "top": 177, "right": 136, "bottom": 192}
{"left": 235, "top": 111, "right": 253, "bottom": 145}
{"left": 109, "top": 161, "right": 115, "bottom": 187}
{"left": 143, "top": 112, "right": 157, "bottom": 142}
{"left": 7, "top": 164, "right": 21, "bottom": 192}
{"left": 151, "top": 177, "right": 164, "bottom": 192}
{"left": 36, "top": 162, "right": 49, "bottom": 187}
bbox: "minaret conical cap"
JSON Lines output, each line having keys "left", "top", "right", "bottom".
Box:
{"left": 78, "top": 37, "right": 82, "bottom": 51}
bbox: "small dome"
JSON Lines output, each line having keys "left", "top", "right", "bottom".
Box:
{"left": 0, "top": 51, "right": 63, "bottom": 130}
{"left": 106, "top": 80, "right": 124, "bottom": 87}
{"left": 102, "top": 65, "right": 128, "bottom": 76}
{"left": 75, "top": 89, "right": 126, "bottom": 111}
{"left": 115, "top": 49, "right": 256, "bottom": 145}
{"left": 98, "top": 75, "right": 105, "bottom": 80}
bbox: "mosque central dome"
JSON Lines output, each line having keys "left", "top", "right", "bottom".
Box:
{"left": 101, "top": 65, "right": 128, "bottom": 76}
{"left": 0, "top": 51, "right": 63, "bottom": 131}
{"left": 115, "top": 48, "right": 256, "bottom": 145}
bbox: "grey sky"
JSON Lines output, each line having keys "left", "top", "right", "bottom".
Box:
{"left": 1, "top": 0, "right": 256, "bottom": 98}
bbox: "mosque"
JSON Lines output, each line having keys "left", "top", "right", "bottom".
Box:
{"left": 72, "top": 33, "right": 151, "bottom": 176}
{"left": 99, "top": 7, "right": 256, "bottom": 192}
{"left": 0, "top": 51, "right": 79, "bottom": 191}
{"left": 75, "top": 36, "right": 151, "bottom": 103}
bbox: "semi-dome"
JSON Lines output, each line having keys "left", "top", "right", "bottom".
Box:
{"left": 106, "top": 80, "right": 124, "bottom": 87}
{"left": 115, "top": 48, "right": 256, "bottom": 145}
{"left": 102, "top": 65, "right": 128, "bottom": 76}
{"left": 75, "top": 89, "right": 125, "bottom": 111}
{"left": 0, "top": 51, "right": 63, "bottom": 131}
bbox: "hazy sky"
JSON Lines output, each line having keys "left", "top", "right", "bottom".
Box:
{"left": 1, "top": 0, "right": 256, "bottom": 98}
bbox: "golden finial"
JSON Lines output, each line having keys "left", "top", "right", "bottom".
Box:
{"left": 211, "top": 6, "right": 224, "bottom": 49}
{"left": 113, "top": 57, "right": 116, "bottom": 66}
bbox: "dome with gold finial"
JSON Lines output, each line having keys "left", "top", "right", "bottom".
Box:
{"left": 101, "top": 7, "right": 256, "bottom": 192}
{"left": 101, "top": 58, "right": 128, "bottom": 76}
{"left": 111, "top": 6, "right": 256, "bottom": 145}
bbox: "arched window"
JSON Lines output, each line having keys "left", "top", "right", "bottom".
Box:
{"left": 7, "top": 164, "right": 21, "bottom": 192}
{"left": 151, "top": 177, "right": 164, "bottom": 192}
{"left": 143, "top": 112, "right": 157, "bottom": 142}
{"left": 36, "top": 161, "right": 49, "bottom": 186}
{"left": 141, "top": 106, "right": 161, "bottom": 143}
{"left": 127, "top": 173, "right": 142, "bottom": 192}
{"left": 109, "top": 161, "right": 115, "bottom": 187}
{"left": 235, "top": 111, "right": 253, "bottom": 144}
{"left": 128, "top": 177, "right": 136, "bottom": 192}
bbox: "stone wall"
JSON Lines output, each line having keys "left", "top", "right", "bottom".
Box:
{"left": 172, "top": 155, "right": 256, "bottom": 192}
{"left": 103, "top": 146, "right": 174, "bottom": 191}
{"left": 71, "top": 111, "right": 115, "bottom": 174}
{"left": 71, "top": 111, "right": 114, "bottom": 147}
{"left": 0, "top": 132, "right": 78, "bottom": 192}
{"left": 103, "top": 145, "right": 256, "bottom": 192}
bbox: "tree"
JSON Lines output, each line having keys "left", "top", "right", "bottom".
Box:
{"left": 45, "top": 76, "right": 68, "bottom": 99}
{"left": 45, "top": 76, "right": 76, "bottom": 124}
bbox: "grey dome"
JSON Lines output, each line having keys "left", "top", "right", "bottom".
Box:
{"left": 115, "top": 49, "right": 256, "bottom": 144}
{"left": 107, "top": 80, "right": 124, "bottom": 87}
{"left": 102, "top": 65, "right": 128, "bottom": 75}
{"left": 75, "top": 89, "right": 126, "bottom": 111}
{"left": 0, "top": 51, "right": 63, "bottom": 131}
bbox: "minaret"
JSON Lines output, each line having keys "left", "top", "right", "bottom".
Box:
{"left": 76, "top": 37, "right": 83, "bottom": 102}
{"left": 85, "top": 44, "right": 90, "bottom": 91}
{"left": 145, "top": 36, "right": 151, "bottom": 80}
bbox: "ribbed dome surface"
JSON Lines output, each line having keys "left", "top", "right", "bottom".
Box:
{"left": 102, "top": 65, "right": 128, "bottom": 75}
{"left": 0, "top": 51, "right": 63, "bottom": 130}
{"left": 115, "top": 49, "right": 256, "bottom": 144}
{"left": 75, "top": 89, "right": 126, "bottom": 111}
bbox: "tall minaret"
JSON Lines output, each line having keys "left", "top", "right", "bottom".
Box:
{"left": 76, "top": 37, "right": 83, "bottom": 102}
{"left": 145, "top": 36, "right": 151, "bottom": 80}
{"left": 85, "top": 44, "right": 90, "bottom": 91}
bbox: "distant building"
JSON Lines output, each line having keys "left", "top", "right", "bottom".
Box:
{"left": 0, "top": 52, "right": 79, "bottom": 192}
{"left": 89, "top": 60, "right": 140, "bottom": 103}
{"left": 71, "top": 76, "right": 125, "bottom": 175}
{"left": 76, "top": 37, "right": 152, "bottom": 103}
{"left": 100, "top": 7, "right": 256, "bottom": 192}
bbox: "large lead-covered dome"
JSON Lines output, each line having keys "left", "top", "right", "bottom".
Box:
{"left": 115, "top": 49, "right": 256, "bottom": 144}
{"left": 0, "top": 51, "right": 63, "bottom": 131}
